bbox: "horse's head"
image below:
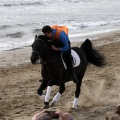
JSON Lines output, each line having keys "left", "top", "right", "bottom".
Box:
{"left": 30, "top": 35, "right": 49, "bottom": 64}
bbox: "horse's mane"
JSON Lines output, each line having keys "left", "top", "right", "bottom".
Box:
{"left": 37, "top": 35, "right": 50, "bottom": 43}
{"left": 33, "top": 35, "right": 61, "bottom": 57}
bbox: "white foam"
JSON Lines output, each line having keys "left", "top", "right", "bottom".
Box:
{"left": 69, "top": 28, "right": 119, "bottom": 39}
{"left": 0, "top": 38, "right": 34, "bottom": 51}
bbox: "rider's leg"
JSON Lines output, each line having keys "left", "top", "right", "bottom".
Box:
{"left": 62, "top": 50, "right": 78, "bottom": 83}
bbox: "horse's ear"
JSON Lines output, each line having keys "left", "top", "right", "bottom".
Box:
{"left": 35, "top": 35, "right": 38, "bottom": 41}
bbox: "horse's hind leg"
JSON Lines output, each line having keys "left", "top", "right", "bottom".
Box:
{"left": 37, "top": 79, "right": 48, "bottom": 101}
{"left": 50, "top": 83, "right": 65, "bottom": 107}
{"left": 72, "top": 71, "right": 85, "bottom": 108}
{"left": 72, "top": 82, "right": 81, "bottom": 108}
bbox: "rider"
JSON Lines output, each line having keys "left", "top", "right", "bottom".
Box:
{"left": 42, "top": 25, "right": 78, "bottom": 83}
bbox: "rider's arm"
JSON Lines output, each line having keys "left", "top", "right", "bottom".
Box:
{"left": 58, "top": 31, "right": 69, "bottom": 52}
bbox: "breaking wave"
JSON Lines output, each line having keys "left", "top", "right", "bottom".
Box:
{"left": 5, "top": 32, "right": 25, "bottom": 38}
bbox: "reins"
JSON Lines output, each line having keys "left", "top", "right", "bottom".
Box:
{"left": 32, "top": 51, "right": 58, "bottom": 65}
{"left": 40, "top": 58, "right": 58, "bottom": 65}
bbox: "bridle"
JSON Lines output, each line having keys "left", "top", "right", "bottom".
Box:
{"left": 32, "top": 39, "right": 58, "bottom": 65}
{"left": 32, "top": 38, "right": 46, "bottom": 56}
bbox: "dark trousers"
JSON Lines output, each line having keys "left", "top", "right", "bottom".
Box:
{"left": 62, "top": 43, "right": 75, "bottom": 76}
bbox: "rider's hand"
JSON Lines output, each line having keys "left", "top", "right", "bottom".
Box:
{"left": 51, "top": 45, "right": 56, "bottom": 50}
{"left": 51, "top": 45, "right": 60, "bottom": 51}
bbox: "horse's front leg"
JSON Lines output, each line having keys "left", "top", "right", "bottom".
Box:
{"left": 44, "top": 78, "right": 55, "bottom": 109}
{"left": 37, "top": 79, "right": 48, "bottom": 101}
{"left": 50, "top": 83, "right": 65, "bottom": 107}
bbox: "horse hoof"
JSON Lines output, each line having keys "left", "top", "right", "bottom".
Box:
{"left": 40, "top": 94, "right": 45, "bottom": 101}
{"left": 68, "top": 107, "right": 77, "bottom": 112}
{"left": 43, "top": 102, "right": 49, "bottom": 109}
{"left": 50, "top": 101, "right": 56, "bottom": 107}
{"left": 43, "top": 104, "right": 49, "bottom": 109}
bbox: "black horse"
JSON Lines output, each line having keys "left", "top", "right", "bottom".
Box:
{"left": 30, "top": 35, "right": 105, "bottom": 109}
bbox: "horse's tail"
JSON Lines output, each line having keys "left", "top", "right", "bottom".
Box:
{"left": 80, "top": 39, "right": 106, "bottom": 67}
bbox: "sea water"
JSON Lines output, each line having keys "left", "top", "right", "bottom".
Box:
{"left": 0, "top": 0, "right": 120, "bottom": 51}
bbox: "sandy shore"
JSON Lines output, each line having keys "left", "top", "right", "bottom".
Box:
{"left": 0, "top": 30, "right": 120, "bottom": 120}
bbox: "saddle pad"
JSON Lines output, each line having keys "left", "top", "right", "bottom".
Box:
{"left": 61, "top": 50, "right": 81, "bottom": 69}
{"left": 71, "top": 50, "right": 81, "bottom": 67}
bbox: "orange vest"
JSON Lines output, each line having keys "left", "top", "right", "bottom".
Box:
{"left": 51, "top": 25, "right": 68, "bottom": 40}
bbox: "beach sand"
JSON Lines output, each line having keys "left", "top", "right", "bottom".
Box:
{"left": 0, "top": 31, "right": 120, "bottom": 120}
